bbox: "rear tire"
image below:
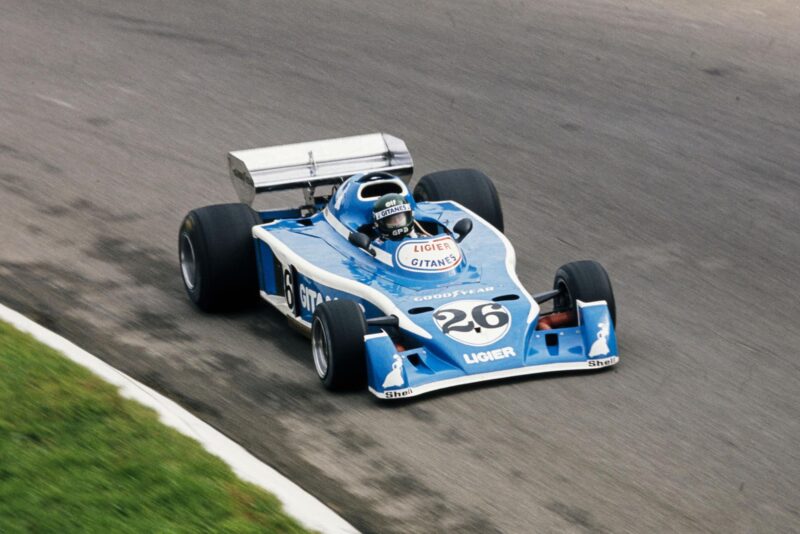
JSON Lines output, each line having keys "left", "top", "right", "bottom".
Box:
{"left": 311, "top": 300, "right": 368, "bottom": 390}
{"left": 179, "top": 203, "right": 261, "bottom": 312}
{"left": 553, "top": 260, "right": 616, "bottom": 325}
{"left": 413, "top": 169, "right": 504, "bottom": 232}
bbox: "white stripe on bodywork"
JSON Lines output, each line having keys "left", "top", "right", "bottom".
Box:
{"left": 260, "top": 291, "right": 312, "bottom": 333}
{"left": 368, "top": 356, "right": 619, "bottom": 399}
{"left": 364, "top": 332, "right": 390, "bottom": 341}
{"left": 323, "top": 208, "right": 393, "bottom": 266}
{"left": 356, "top": 178, "right": 409, "bottom": 201}
{"left": 253, "top": 225, "right": 431, "bottom": 339}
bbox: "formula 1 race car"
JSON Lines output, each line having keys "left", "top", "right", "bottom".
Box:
{"left": 178, "top": 133, "right": 618, "bottom": 399}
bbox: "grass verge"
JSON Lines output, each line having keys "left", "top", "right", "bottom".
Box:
{"left": 0, "top": 320, "right": 311, "bottom": 534}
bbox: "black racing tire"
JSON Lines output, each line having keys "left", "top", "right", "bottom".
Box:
{"left": 553, "top": 260, "right": 616, "bottom": 325}
{"left": 413, "top": 169, "right": 504, "bottom": 232}
{"left": 311, "top": 300, "right": 368, "bottom": 391}
{"left": 178, "top": 203, "right": 261, "bottom": 312}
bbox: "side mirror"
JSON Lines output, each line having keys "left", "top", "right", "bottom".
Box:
{"left": 453, "top": 218, "right": 473, "bottom": 243}
{"left": 348, "top": 231, "right": 376, "bottom": 256}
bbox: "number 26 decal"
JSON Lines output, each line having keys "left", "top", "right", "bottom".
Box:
{"left": 432, "top": 300, "right": 512, "bottom": 346}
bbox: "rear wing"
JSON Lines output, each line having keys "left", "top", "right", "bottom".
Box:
{"left": 228, "top": 133, "right": 413, "bottom": 205}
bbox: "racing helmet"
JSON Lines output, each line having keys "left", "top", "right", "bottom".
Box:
{"left": 373, "top": 193, "right": 414, "bottom": 240}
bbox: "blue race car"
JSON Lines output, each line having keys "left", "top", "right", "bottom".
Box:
{"left": 179, "top": 133, "right": 618, "bottom": 399}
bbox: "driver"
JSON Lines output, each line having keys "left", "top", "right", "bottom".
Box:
{"left": 372, "top": 193, "right": 415, "bottom": 240}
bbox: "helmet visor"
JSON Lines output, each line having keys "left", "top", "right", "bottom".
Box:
{"left": 384, "top": 211, "right": 410, "bottom": 229}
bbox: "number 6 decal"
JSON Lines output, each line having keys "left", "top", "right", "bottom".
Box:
{"left": 433, "top": 300, "right": 511, "bottom": 346}
{"left": 283, "top": 266, "right": 299, "bottom": 316}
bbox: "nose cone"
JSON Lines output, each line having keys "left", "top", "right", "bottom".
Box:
{"left": 415, "top": 296, "right": 534, "bottom": 372}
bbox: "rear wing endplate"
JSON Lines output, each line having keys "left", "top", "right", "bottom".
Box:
{"left": 228, "top": 133, "right": 413, "bottom": 205}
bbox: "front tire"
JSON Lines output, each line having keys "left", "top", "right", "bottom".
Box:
{"left": 413, "top": 169, "right": 504, "bottom": 231}
{"left": 553, "top": 260, "right": 616, "bottom": 325}
{"left": 311, "top": 300, "right": 367, "bottom": 390}
{"left": 179, "top": 203, "right": 261, "bottom": 312}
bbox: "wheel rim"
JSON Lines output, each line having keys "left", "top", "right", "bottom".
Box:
{"left": 554, "top": 279, "right": 572, "bottom": 312}
{"left": 179, "top": 233, "right": 197, "bottom": 290}
{"left": 311, "top": 317, "right": 330, "bottom": 379}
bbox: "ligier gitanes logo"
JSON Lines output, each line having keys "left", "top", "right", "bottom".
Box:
{"left": 395, "top": 236, "right": 461, "bottom": 272}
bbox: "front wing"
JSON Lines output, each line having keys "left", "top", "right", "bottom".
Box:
{"left": 366, "top": 300, "right": 618, "bottom": 399}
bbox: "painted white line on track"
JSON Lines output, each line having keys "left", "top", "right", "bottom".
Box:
{"left": 0, "top": 303, "right": 358, "bottom": 534}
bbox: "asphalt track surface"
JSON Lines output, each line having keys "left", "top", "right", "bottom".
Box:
{"left": 2, "top": 1, "right": 799, "bottom": 532}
